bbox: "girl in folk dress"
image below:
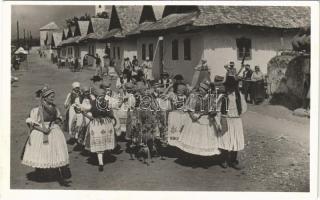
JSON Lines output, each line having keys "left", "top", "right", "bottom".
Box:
{"left": 21, "top": 86, "right": 71, "bottom": 186}
{"left": 216, "top": 76, "right": 247, "bottom": 170}
{"left": 64, "top": 82, "right": 81, "bottom": 144}
{"left": 176, "top": 80, "right": 220, "bottom": 156}
{"left": 83, "top": 88, "right": 117, "bottom": 172}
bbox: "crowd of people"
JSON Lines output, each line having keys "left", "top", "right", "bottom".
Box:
{"left": 21, "top": 60, "right": 249, "bottom": 187}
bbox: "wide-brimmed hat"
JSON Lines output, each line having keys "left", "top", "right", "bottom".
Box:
{"left": 90, "top": 75, "right": 103, "bottom": 82}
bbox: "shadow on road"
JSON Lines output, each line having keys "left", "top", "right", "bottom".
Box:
{"left": 174, "top": 154, "right": 221, "bottom": 169}
{"left": 26, "top": 169, "right": 60, "bottom": 183}
{"left": 86, "top": 152, "right": 117, "bottom": 166}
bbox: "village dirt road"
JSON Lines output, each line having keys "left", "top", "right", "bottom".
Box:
{"left": 10, "top": 51, "right": 309, "bottom": 191}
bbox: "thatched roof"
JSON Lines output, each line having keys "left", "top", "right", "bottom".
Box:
{"left": 40, "top": 22, "right": 59, "bottom": 31}
{"left": 141, "top": 12, "right": 197, "bottom": 32}
{"left": 80, "top": 18, "right": 110, "bottom": 41}
{"left": 59, "top": 35, "right": 82, "bottom": 46}
{"left": 195, "top": 6, "right": 310, "bottom": 29}
{"left": 109, "top": 6, "right": 143, "bottom": 36}
{"left": 77, "top": 21, "right": 90, "bottom": 36}
{"left": 125, "top": 5, "right": 160, "bottom": 36}
{"left": 141, "top": 6, "right": 310, "bottom": 33}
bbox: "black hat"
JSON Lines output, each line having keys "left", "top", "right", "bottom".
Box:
{"left": 173, "top": 74, "right": 184, "bottom": 81}
{"left": 161, "top": 72, "right": 169, "bottom": 78}
{"left": 90, "top": 75, "right": 103, "bottom": 82}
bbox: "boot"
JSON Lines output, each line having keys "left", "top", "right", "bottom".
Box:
{"left": 219, "top": 149, "right": 228, "bottom": 169}
{"left": 228, "top": 151, "right": 243, "bottom": 170}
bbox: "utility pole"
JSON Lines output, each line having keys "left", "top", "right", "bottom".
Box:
{"left": 17, "top": 21, "right": 20, "bottom": 47}
{"left": 23, "top": 29, "right": 26, "bottom": 48}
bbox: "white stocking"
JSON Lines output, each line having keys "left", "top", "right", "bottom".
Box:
{"left": 97, "top": 153, "right": 103, "bottom": 166}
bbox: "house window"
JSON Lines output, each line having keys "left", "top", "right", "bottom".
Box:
{"left": 142, "top": 44, "right": 146, "bottom": 60}
{"left": 113, "top": 47, "right": 116, "bottom": 59}
{"left": 172, "top": 39, "right": 179, "bottom": 60}
{"left": 149, "top": 44, "right": 153, "bottom": 61}
{"left": 117, "top": 47, "right": 120, "bottom": 60}
{"left": 184, "top": 38, "right": 191, "bottom": 60}
{"left": 236, "top": 37, "right": 252, "bottom": 60}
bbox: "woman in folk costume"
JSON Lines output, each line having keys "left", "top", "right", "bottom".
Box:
{"left": 83, "top": 88, "right": 117, "bottom": 172}
{"left": 64, "top": 82, "right": 82, "bottom": 145}
{"left": 72, "top": 86, "right": 93, "bottom": 147}
{"left": 216, "top": 75, "right": 247, "bottom": 170}
{"left": 21, "top": 86, "right": 71, "bottom": 186}
{"left": 176, "top": 80, "right": 220, "bottom": 156}
{"left": 166, "top": 83, "right": 188, "bottom": 147}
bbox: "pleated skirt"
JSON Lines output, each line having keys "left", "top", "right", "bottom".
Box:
{"left": 217, "top": 117, "right": 244, "bottom": 151}
{"left": 84, "top": 118, "right": 116, "bottom": 153}
{"left": 167, "top": 110, "right": 187, "bottom": 147}
{"left": 22, "top": 124, "right": 69, "bottom": 168}
{"left": 68, "top": 105, "right": 76, "bottom": 137}
{"left": 176, "top": 115, "right": 220, "bottom": 156}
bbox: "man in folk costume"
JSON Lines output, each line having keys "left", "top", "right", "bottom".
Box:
{"left": 22, "top": 86, "right": 71, "bottom": 186}
{"left": 216, "top": 75, "right": 247, "bottom": 170}
{"left": 225, "top": 61, "right": 238, "bottom": 77}
{"left": 142, "top": 56, "right": 154, "bottom": 83}
{"left": 242, "top": 64, "right": 253, "bottom": 102}
{"left": 83, "top": 88, "right": 117, "bottom": 172}
{"left": 64, "top": 82, "right": 82, "bottom": 145}
{"left": 176, "top": 80, "right": 220, "bottom": 157}
{"left": 123, "top": 57, "right": 133, "bottom": 82}
{"left": 158, "top": 72, "right": 172, "bottom": 89}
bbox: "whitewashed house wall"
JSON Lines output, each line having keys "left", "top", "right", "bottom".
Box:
{"left": 202, "top": 27, "right": 297, "bottom": 79}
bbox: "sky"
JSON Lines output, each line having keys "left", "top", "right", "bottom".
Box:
{"left": 11, "top": 5, "right": 95, "bottom": 40}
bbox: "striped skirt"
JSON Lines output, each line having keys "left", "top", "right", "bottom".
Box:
{"left": 217, "top": 117, "right": 244, "bottom": 151}
{"left": 84, "top": 118, "right": 116, "bottom": 153}
{"left": 21, "top": 123, "right": 69, "bottom": 168}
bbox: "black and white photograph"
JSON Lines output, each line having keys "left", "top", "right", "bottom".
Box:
{"left": 1, "top": 1, "right": 319, "bottom": 200}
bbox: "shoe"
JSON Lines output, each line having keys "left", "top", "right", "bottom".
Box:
{"left": 220, "top": 161, "right": 228, "bottom": 169}
{"left": 98, "top": 165, "right": 104, "bottom": 172}
{"left": 67, "top": 138, "right": 76, "bottom": 145}
{"left": 229, "top": 162, "right": 244, "bottom": 170}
